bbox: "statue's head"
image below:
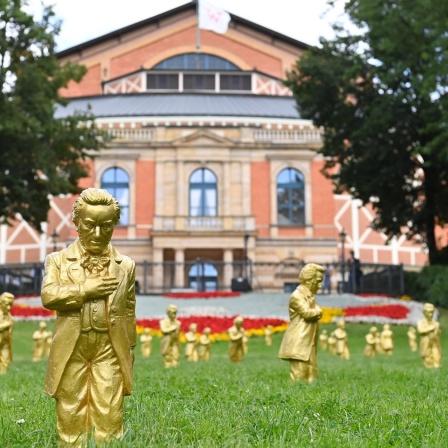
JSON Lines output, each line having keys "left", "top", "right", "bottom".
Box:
{"left": 423, "top": 303, "right": 435, "bottom": 320}
{"left": 383, "top": 324, "right": 390, "bottom": 330}
{"left": 144, "top": 328, "right": 150, "bottom": 334}
{"left": 167, "top": 304, "right": 178, "bottom": 320}
{"left": 72, "top": 188, "right": 120, "bottom": 255}
{"left": 234, "top": 316, "right": 244, "bottom": 329}
{"left": 299, "top": 263, "right": 325, "bottom": 294}
{"left": 370, "top": 326, "right": 377, "bottom": 334}
{"left": 189, "top": 323, "right": 197, "bottom": 333}
{"left": 337, "top": 319, "right": 345, "bottom": 329}
{"left": 39, "top": 321, "right": 47, "bottom": 329}
{"left": 0, "top": 292, "right": 14, "bottom": 313}
{"left": 203, "top": 327, "right": 211, "bottom": 335}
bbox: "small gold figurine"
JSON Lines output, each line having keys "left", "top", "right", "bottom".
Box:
{"left": 334, "top": 319, "right": 350, "bottom": 360}
{"left": 380, "top": 324, "right": 394, "bottom": 355}
{"left": 264, "top": 325, "right": 273, "bottom": 346}
{"left": 45, "top": 331, "right": 53, "bottom": 357}
{"left": 32, "top": 321, "right": 50, "bottom": 362}
{"left": 278, "top": 263, "right": 324, "bottom": 382}
{"left": 140, "top": 328, "right": 153, "bottom": 358}
{"left": 375, "top": 331, "right": 384, "bottom": 355}
{"left": 364, "top": 326, "right": 377, "bottom": 358}
{"left": 243, "top": 330, "right": 250, "bottom": 355}
{"left": 417, "top": 303, "right": 442, "bottom": 368}
{"left": 407, "top": 326, "right": 418, "bottom": 352}
{"left": 328, "top": 331, "right": 337, "bottom": 355}
{"left": 0, "top": 292, "right": 14, "bottom": 374}
{"left": 160, "top": 304, "right": 181, "bottom": 368}
{"left": 228, "top": 316, "right": 246, "bottom": 363}
{"left": 41, "top": 188, "right": 136, "bottom": 445}
{"left": 198, "top": 327, "right": 211, "bottom": 361}
{"left": 319, "top": 329, "right": 328, "bottom": 351}
{"left": 185, "top": 323, "right": 199, "bottom": 362}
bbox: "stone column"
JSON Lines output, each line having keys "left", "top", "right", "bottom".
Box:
{"left": 175, "top": 248, "right": 185, "bottom": 288}
{"left": 153, "top": 248, "right": 164, "bottom": 292}
{"left": 223, "top": 249, "right": 234, "bottom": 290}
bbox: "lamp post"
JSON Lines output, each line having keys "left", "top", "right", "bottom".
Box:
{"left": 51, "top": 229, "right": 59, "bottom": 252}
{"left": 339, "top": 228, "right": 347, "bottom": 293}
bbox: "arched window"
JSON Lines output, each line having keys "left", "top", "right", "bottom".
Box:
{"left": 189, "top": 168, "right": 217, "bottom": 216}
{"left": 277, "top": 168, "right": 305, "bottom": 226}
{"left": 188, "top": 262, "right": 218, "bottom": 291}
{"left": 152, "top": 53, "right": 240, "bottom": 71}
{"left": 101, "top": 167, "right": 130, "bottom": 225}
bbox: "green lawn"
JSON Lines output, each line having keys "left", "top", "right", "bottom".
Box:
{"left": 1, "top": 319, "right": 448, "bottom": 447}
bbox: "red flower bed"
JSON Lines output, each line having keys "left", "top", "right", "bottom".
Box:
{"left": 11, "top": 305, "right": 55, "bottom": 318}
{"left": 344, "top": 304, "right": 409, "bottom": 319}
{"left": 356, "top": 293, "right": 392, "bottom": 298}
{"left": 164, "top": 291, "right": 240, "bottom": 299}
{"left": 137, "top": 316, "right": 286, "bottom": 333}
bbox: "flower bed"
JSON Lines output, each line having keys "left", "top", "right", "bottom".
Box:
{"left": 163, "top": 291, "right": 240, "bottom": 299}
{"left": 11, "top": 304, "right": 55, "bottom": 320}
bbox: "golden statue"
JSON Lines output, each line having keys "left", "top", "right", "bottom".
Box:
{"left": 380, "top": 324, "right": 394, "bottom": 355}
{"left": 328, "top": 331, "right": 337, "bottom": 355}
{"left": 264, "top": 325, "right": 272, "bottom": 346}
{"left": 334, "top": 319, "right": 350, "bottom": 360}
{"left": 0, "top": 292, "right": 14, "bottom": 374}
{"left": 319, "top": 329, "right": 328, "bottom": 351}
{"left": 32, "top": 321, "right": 50, "bottom": 362}
{"left": 228, "top": 316, "right": 246, "bottom": 363}
{"left": 45, "top": 331, "right": 53, "bottom": 357}
{"left": 417, "top": 303, "right": 442, "bottom": 368}
{"left": 375, "top": 331, "right": 384, "bottom": 355}
{"left": 160, "top": 304, "right": 181, "bottom": 368}
{"left": 41, "top": 188, "right": 136, "bottom": 445}
{"left": 278, "top": 263, "right": 324, "bottom": 382}
{"left": 364, "top": 326, "right": 377, "bottom": 358}
{"left": 407, "top": 326, "right": 418, "bottom": 352}
{"left": 198, "top": 327, "right": 211, "bottom": 361}
{"left": 140, "top": 328, "right": 153, "bottom": 358}
{"left": 185, "top": 323, "right": 199, "bottom": 362}
{"left": 243, "top": 330, "right": 250, "bottom": 355}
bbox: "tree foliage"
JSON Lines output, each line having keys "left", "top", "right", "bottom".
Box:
{"left": 285, "top": 0, "right": 448, "bottom": 264}
{"left": 0, "top": 0, "right": 108, "bottom": 230}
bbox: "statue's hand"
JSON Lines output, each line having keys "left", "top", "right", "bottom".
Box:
{"left": 83, "top": 276, "right": 119, "bottom": 301}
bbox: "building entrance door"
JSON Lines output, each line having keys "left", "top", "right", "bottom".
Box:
{"left": 188, "top": 262, "right": 218, "bottom": 291}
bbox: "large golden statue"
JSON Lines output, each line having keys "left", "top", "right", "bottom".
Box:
{"left": 417, "top": 303, "right": 442, "bottom": 368}
{"left": 32, "top": 321, "right": 50, "bottom": 362}
{"left": 319, "top": 329, "right": 328, "bottom": 351}
{"left": 0, "top": 292, "right": 14, "bottom": 374}
{"left": 380, "top": 324, "right": 394, "bottom": 355}
{"left": 407, "top": 326, "right": 418, "bottom": 352}
{"left": 278, "top": 263, "right": 324, "bottom": 382}
{"left": 264, "top": 325, "right": 272, "bottom": 346}
{"left": 364, "top": 326, "right": 377, "bottom": 358}
{"left": 160, "top": 304, "right": 181, "bottom": 368}
{"left": 198, "top": 327, "right": 211, "bottom": 361}
{"left": 228, "top": 316, "right": 246, "bottom": 363}
{"left": 334, "top": 319, "right": 350, "bottom": 360}
{"left": 41, "top": 188, "right": 136, "bottom": 445}
{"left": 185, "top": 323, "right": 199, "bottom": 362}
{"left": 140, "top": 328, "right": 153, "bottom": 358}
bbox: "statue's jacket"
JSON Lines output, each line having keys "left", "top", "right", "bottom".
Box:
{"left": 41, "top": 240, "right": 136, "bottom": 397}
{"left": 278, "top": 284, "right": 321, "bottom": 362}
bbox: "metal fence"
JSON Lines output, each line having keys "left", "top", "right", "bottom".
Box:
{"left": 0, "top": 260, "right": 404, "bottom": 297}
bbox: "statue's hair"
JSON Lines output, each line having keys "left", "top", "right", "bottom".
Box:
{"left": 167, "top": 304, "right": 178, "bottom": 313}
{"left": 0, "top": 292, "right": 14, "bottom": 303}
{"left": 72, "top": 188, "right": 120, "bottom": 226}
{"left": 299, "top": 263, "right": 325, "bottom": 284}
{"left": 423, "top": 303, "right": 435, "bottom": 312}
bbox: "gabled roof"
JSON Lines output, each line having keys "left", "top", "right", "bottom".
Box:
{"left": 56, "top": 1, "right": 309, "bottom": 59}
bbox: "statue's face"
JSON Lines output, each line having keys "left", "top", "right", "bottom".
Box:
{"left": 309, "top": 272, "right": 324, "bottom": 294}
{"left": 0, "top": 298, "right": 13, "bottom": 313}
{"left": 423, "top": 308, "right": 434, "bottom": 320}
{"left": 167, "top": 308, "right": 177, "bottom": 320}
{"left": 77, "top": 204, "right": 115, "bottom": 255}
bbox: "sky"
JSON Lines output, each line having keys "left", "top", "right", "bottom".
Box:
{"left": 25, "top": 0, "right": 350, "bottom": 51}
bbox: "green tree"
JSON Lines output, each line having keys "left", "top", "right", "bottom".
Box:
{"left": 285, "top": 0, "right": 448, "bottom": 264}
{"left": 0, "top": 0, "right": 107, "bottom": 230}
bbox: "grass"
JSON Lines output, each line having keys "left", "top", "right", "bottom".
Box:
{"left": 1, "top": 318, "right": 448, "bottom": 447}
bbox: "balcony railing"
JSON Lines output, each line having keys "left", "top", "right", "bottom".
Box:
{"left": 153, "top": 215, "right": 255, "bottom": 232}
{"left": 253, "top": 129, "right": 322, "bottom": 144}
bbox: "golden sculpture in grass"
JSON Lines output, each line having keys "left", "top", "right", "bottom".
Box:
{"left": 160, "top": 304, "right": 181, "bottom": 368}
{"left": 228, "top": 316, "right": 246, "bottom": 362}
{"left": 334, "top": 319, "right": 350, "bottom": 360}
{"left": 364, "top": 326, "right": 377, "bottom": 358}
{"left": 45, "top": 330, "right": 53, "bottom": 357}
{"left": 199, "top": 327, "right": 212, "bottom": 361}
{"left": 140, "top": 328, "right": 153, "bottom": 358}
{"left": 407, "top": 326, "right": 418, "bottom": 352}
{"left": 278, "top": 263, "right": 324, "bottom": 382}
{"left": 328, "top": 331, "right": 337, "bottom": 355}
{"left": 417, "top": 303, "right": 442, "bottom": 368}
{"left": 185, "top": 323, "right": 199, "bottom": 362}
{"left": 380, "top": 324, "right": 394, "bottom": 355}
{"left": 0, "top": 292, "right": 14, "bottom": 374}
{"left": 264, "top": 324, "right": 273, "bottom": 346}
{"left": 41, "top": 188, "right": 136, "bottom": 445}
{"left": 32, "top": 321, "right": 50, "bottom": 362}
{"left": 319, "top": 329, "right": 328, "bottom": 351}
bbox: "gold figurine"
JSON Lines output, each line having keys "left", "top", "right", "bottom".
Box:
{"left": 198, "top": 327, "right": 211, "bottom": 361}
{"left": 328, "top": 331, "right": 337, "bottom": 355}
{"left": 185, "top": 323, "right": 199, "bottom": 362}
{"left": 45, "top": 331, "right": 53, "bottom": 357}
{"left": 32, "top": 321, "right": 50, "bottom": 362}
{"left": 41, "top": 188, "right": 137, "bottom": 445}
{"left": 278, "top": 263, "right": 324, "bottom": 382}
{"left": 0, "top": 292, "right": 14, "bottom": 374}
{"left": 264, "top": 325, "right": 273, "bottom": 346}
{"left": 228, "top": 316, "right": 246, "bottom": 363}
{"left": 380, "top": 324, "right": 394, "bottom": 355}
{"left": 417, "top": 303, "right": 442, "bottom": 368}
{"left": 140, "top": 328, "right": 153, "bottom": 358}
{"left": 334, "top": 319, "right": 350, "bottom": 360}
{"left": 160, "top": 304, "right": 181, "bottom": 368}
{"left": 319, "top": 329, "right": 328, "bottom": 351}
{"left": 364, "top": 326, "right": 377, "bottom": 358}
{"left": 407, "top": 326, "right": 418, "bottom": 352}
